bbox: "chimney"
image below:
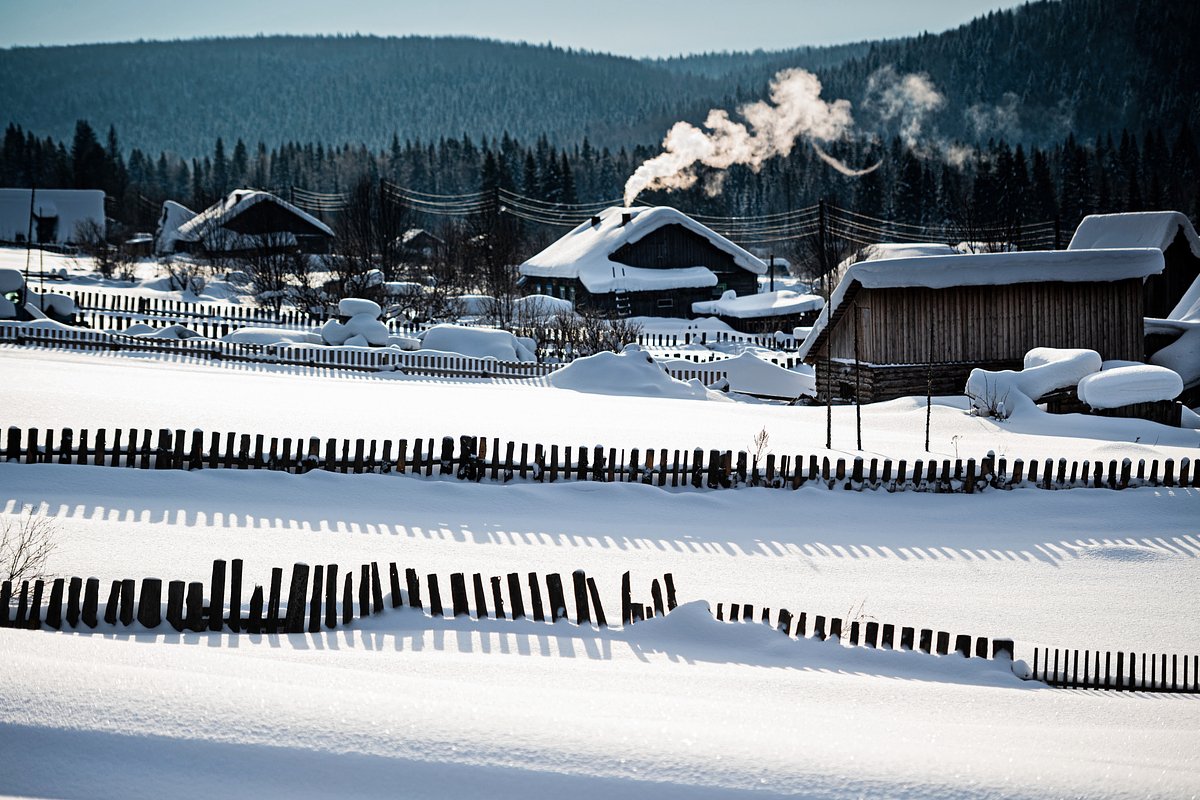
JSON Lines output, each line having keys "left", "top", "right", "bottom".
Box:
{"left": 621, "top": 212, "right": 632, "bottom": 226}
{"left": 591, "top": 215, "right": 601, "bottom": 227}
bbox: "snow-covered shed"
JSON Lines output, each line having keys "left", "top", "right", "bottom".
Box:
{"left": 399, "top": 228, "right": 444, "bottom": 260}
{"left": 797, "top": 248, "right": 1164, "bottom": 403}
{"left": 691, "top": 289, "right": 824, "bottom": 334}
{"left": 1069, "top": 211, "right": 1200, "bottom": 319}
{"left": 518, "top": 206, "right": 766, "bottom": 318}
{"left": 168, "top": 189, "right": 334, "bottom": 256}
{"left": 0, "top": 188, "right": 105, "bottom": 245}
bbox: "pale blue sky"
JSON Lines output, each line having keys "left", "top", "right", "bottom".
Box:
{"left": 0, "top": 0, "right": 1026, "bottom": 57}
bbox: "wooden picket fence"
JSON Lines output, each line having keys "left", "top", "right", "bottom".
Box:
{"left": 1029, "top": 645, "right": 1200, "bottom": 693}
{"left": 3, "top": 424, "right": 1196, "bottom": 495}
{"left": 0, "top": 559, "right": 673, "bottom": 635}
{"left": 714, "top": 601, "right": 1015, "bottom": 662}
{"left": 0, "top": 322, "right": 559, "bottom": 379}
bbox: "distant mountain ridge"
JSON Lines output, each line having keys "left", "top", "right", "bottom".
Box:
{"left": 0, "top": 0, "right": 1195, "bottom": 158}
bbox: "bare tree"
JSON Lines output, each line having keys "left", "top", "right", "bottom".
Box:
{"left": 1, "top": 512, "right": 58, "bottom": 582}
{"left": 74, "top": 219, "right": 137, "bottom": 281}
{"left": 238, "top": 233, "right": 311, "bottom": 313}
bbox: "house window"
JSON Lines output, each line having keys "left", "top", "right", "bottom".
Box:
{"left": 656, "top": 297, "right": 674, "bottom": 310}
{"left": 711, "top": 283, "right": 727, "bottom": 298}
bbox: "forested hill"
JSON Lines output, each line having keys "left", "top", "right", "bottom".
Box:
{"left": 0, "top": 0, "right": 1196, "bottom": 159}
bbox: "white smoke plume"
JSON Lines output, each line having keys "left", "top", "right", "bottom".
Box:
{"left": 623, "top": 68, "right": 878, "bottom": 206}
{"left": 863, "top": 65, "right": 946, "bottom": 153}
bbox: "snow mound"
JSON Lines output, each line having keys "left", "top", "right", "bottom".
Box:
{"left": 1077, "top": 365, "right": 1182, "bottom": 409}
{"left": 388, "top": 335, "right": 420, "bottom": 350}
{"left": 420, "top": 324, "right": 536, "bottom": 362}
{"left": 514, "top": 294, "right": 573, "bottom": 322}
{"left": 30, "top": 292, "right": 76, "bottom": 318}
{"left": 549, "top": 344, "right": 722, "bottom": 401}
{"left": 966, "top": 348, "right": 1102, "bottom": 418}
{"left": 0, "top": 267, "right": 24, "bottom": 293}
{"left": 224, "top": 327, "right": 319, "bottom": 346}
{"left": 666, "top": 352, "right": 814, "bottom": 398}
{"left": 320, "top": 298, "right": 388, "bottom": 346}
{"left": 1071, "top": 542, "right": 1170, "bottom": 563}
{"left": 691, "top": 289, "right": 824, "bottom": 320}
{"left": 137, "top": 324, "right": 203, "bottom": 340}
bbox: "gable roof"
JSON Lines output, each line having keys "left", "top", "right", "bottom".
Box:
{"left": 519, "top": 206, "right": 766, "bottom": 293}
{"left": 175, "top": 189, "right": 334, "bottom": 244}
{"left": 1068, "top": 211, "right": 1200, "bottom": 258}
{"left": 797, "top": 247, "right": 1165, "bottom": 360}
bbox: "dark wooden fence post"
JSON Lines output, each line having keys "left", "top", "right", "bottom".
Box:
{"left": 546, "top": 573, "right": 567, "bottom": 622}
{"left": 82, "top": 577, "right": 99, "bottom": 628}
{"left": 427, "top": 574, "right": 444, "bottom": 617}
{"left": 267, "top": 567, "right": 283, "bottom": 633}
{"left": 137, "top": 578, "right": 162, "bottom": 628}
{"left": 325, "top": 564, "right": 339, "bottom": 628}
{"left": 186, "top": 582, "right": 205, "bottom": 631}
{"left": 573, "top": 570, "right": 590, "bottom": 625}
{"left": 167, "top": 580, "right": 185, "bottom": 631}
{"left": 208, "top": 559, "right": 226, "bottom": 632}
{"left": 308, "top": 565, "right": 324, "bottom": 633}
{"left": 507, "top": 573, "right": 525, "bottom": 619}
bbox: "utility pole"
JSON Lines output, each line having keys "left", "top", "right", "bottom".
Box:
{"left": 825, "top": 346, "right": 832, "bottom": 452}
{"left": 817, "top": 199, "right": 828, "bottom": 299}
{"left": 854, "top": 305, "right": 862, "bottom": 452}
{"left": 769, "top": 253, "right": 775, "bottom": 292}
{"left": 23, "top": 181, "right": 35, "bottom": 309}
{"left": 925, "top": 321, "right": 934, "bottom": 453}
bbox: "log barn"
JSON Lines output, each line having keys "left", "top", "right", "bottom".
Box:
{"left": 798, "top": 248, "right": 1164, "bottom": 403}
{"left": 164, "top": 189, "right": 334, "bottom": 256}
{"left": 1069, "top": 211, "right": 1200, "bottom": 319}
{"left": 518, "top": 206, "right": 765, "bottom": 318}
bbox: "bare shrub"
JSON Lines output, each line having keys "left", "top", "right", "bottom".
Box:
{"left": 161, "top": 257, "right": 209, "bottom": 295}
{"left": 1, "top": 512, "right": 58, "bottom": 583}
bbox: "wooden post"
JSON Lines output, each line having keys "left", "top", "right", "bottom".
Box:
{"left": 283, "top": 563, "right": 309, "bottom": 633}
{"left": 308, "top": 565, "right": 324, "bottom": 633}
{"left": 102, "top": 580, "right": 120, "bottom": 625}
{"left": 450, "top": 573, "right": 470, "bottom": 617}
{"left": 528, "top": 572, "right": 546, "bottom": 621}
{"left": 472, "top": 574, "right": 489, "bottom": 619}
{"left": 427, "top": 574, "right": 444, "bottom": 617}
{"left": 490, "top": 576, "right": 506, "bottom": 619}
{"left": 406, "top": 568, "right": 422, "bottom": 609}
{"left": 650, "top": 579, "right": 665, "bottom": 617}
{"left": 586, "top": 577, "right": 607, "bottom": 627}
{"left": 370, "top": 562, "right": 384, "bottom": 614}
{"left": 267, "top": 567, "right": 283, "bottom": 634}
{"left": 208, "top": 559, "right": 226, "bottom": 632}
{"left": 228, "top": 558, "right": 243, "bottom": 633}
{"left": 359, "top": 564, "right": 371, "bottom": 618}
{"left": 137, "top": 578, "right": 162, "bottom": 628}
{"left": 185, "top": 581, "right": 205, "bottom": 631}
{"left": 507, "top": 573, "right": 525, "bottom": 619}
{"left": 66, "top": 576, "right": 81, "bottom": 628}
{"left": 166, "top": 580, "right": 185, "bottom": 631}
{"left": 325, "top": 564, "right": 339, "bottom": 628}
{"left": 546, "top": 573, "right": 567, "bottom": 622}
{"left": 573, "top": 570, "right": 590, "bottom": 625}
{"left": 82, "top": 577, "right": 99, "bottom": 628}
{"left": 46, "top": 577, "right": 64, "bottom": 630}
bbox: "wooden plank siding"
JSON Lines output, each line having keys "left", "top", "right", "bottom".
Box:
{"left": 821, "top": 279, "right": 1145, "bottom": 367}
{"left": 611, "top": 224, "right": 758, "bottom": 297}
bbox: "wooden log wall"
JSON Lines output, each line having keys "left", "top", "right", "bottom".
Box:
{"left": 4, "top": 424, "right": 1196, "bottom": 496}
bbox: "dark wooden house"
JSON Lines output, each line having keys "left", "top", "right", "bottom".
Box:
{"left": 169, "top": 189, "right": 334, "bottom": 256}
{"left": 518, "top": 206, "right": 765, "bottom": 317}
{"left": 1069, "top": 211, "right": 1200, "bottom": 319}
{"left": 798, "top": 248, "right": 1164, "bottom": 403}
{"left": 399, "top": 228, "right": 444, "bottom": 261}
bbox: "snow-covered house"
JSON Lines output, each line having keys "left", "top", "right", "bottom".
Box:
{"left": 1068, "top": 211, "right": 1200, "bottom": 319}
{"left": 399, "top": 228, "right": 444, "bottom": 261}
{"left": 0, "top": 188, "right": 106, "bottom": 245}
{"left": 691, "top": 289, "right": 824, "bottom": 334}
{"left": 518, "top": 206, "right": 766, "bottom": 318}
{"left": 164, "top": 189, "right": 334, "bottom": 256}
{"left": 797, "top": 248, "right": 1164, "bottom": 403}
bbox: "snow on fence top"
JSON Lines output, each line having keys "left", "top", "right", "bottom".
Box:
{"left": 174, "top": 189, "right": 334, "bottom": 245}
{"left": 1068, "top": 211, "right": 1200, "bottom": 257}
{"left": 519, "top": 206, "right": 766, "bottom": 293}
{"left": 798, "top": 247, "right": 1165, "bottom": 360}
{"left": 692, "top": 289, "right": 824, "bottom": 320}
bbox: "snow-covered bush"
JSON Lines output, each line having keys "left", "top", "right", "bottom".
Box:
{"left": 321, "top": 297, "right": 390, "bottom": 347}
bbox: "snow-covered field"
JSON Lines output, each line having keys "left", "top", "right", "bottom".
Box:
{"left": 2, "top": 335, "right": 1198, "bottom": 798}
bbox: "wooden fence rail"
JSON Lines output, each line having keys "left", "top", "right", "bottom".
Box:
{"left": 0, "top": 560, "right": 671, "bottom": 635}
{"left": 3, "top": 424, "right": 1196, "bottom": 496}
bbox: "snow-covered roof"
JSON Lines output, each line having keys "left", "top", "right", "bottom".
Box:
{"left": 154, "top": 200, "right": 196, "bottom": 254}
{"left": 519, "top": 206, "right": 766, "bottom": 294}
{"left": 0, "top": 188, "right": 106, "bottom": 244}
{"left": 799, "top": 248, "right": 1165, "bottom": 360}
{"left": 692, "top": 289, "right": 824, "bottom": 319}
{"left": 1147, "top": 271, "right": 1200, "bottom": 388}
{"left": 831, "top": 242, "right": 957, "bottom": 288}
{"left": 175, "top": 189, "right": 334, "bottom": 244}
{"left": 1068, "top": 211, "right": 1200, "bottom": 258}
